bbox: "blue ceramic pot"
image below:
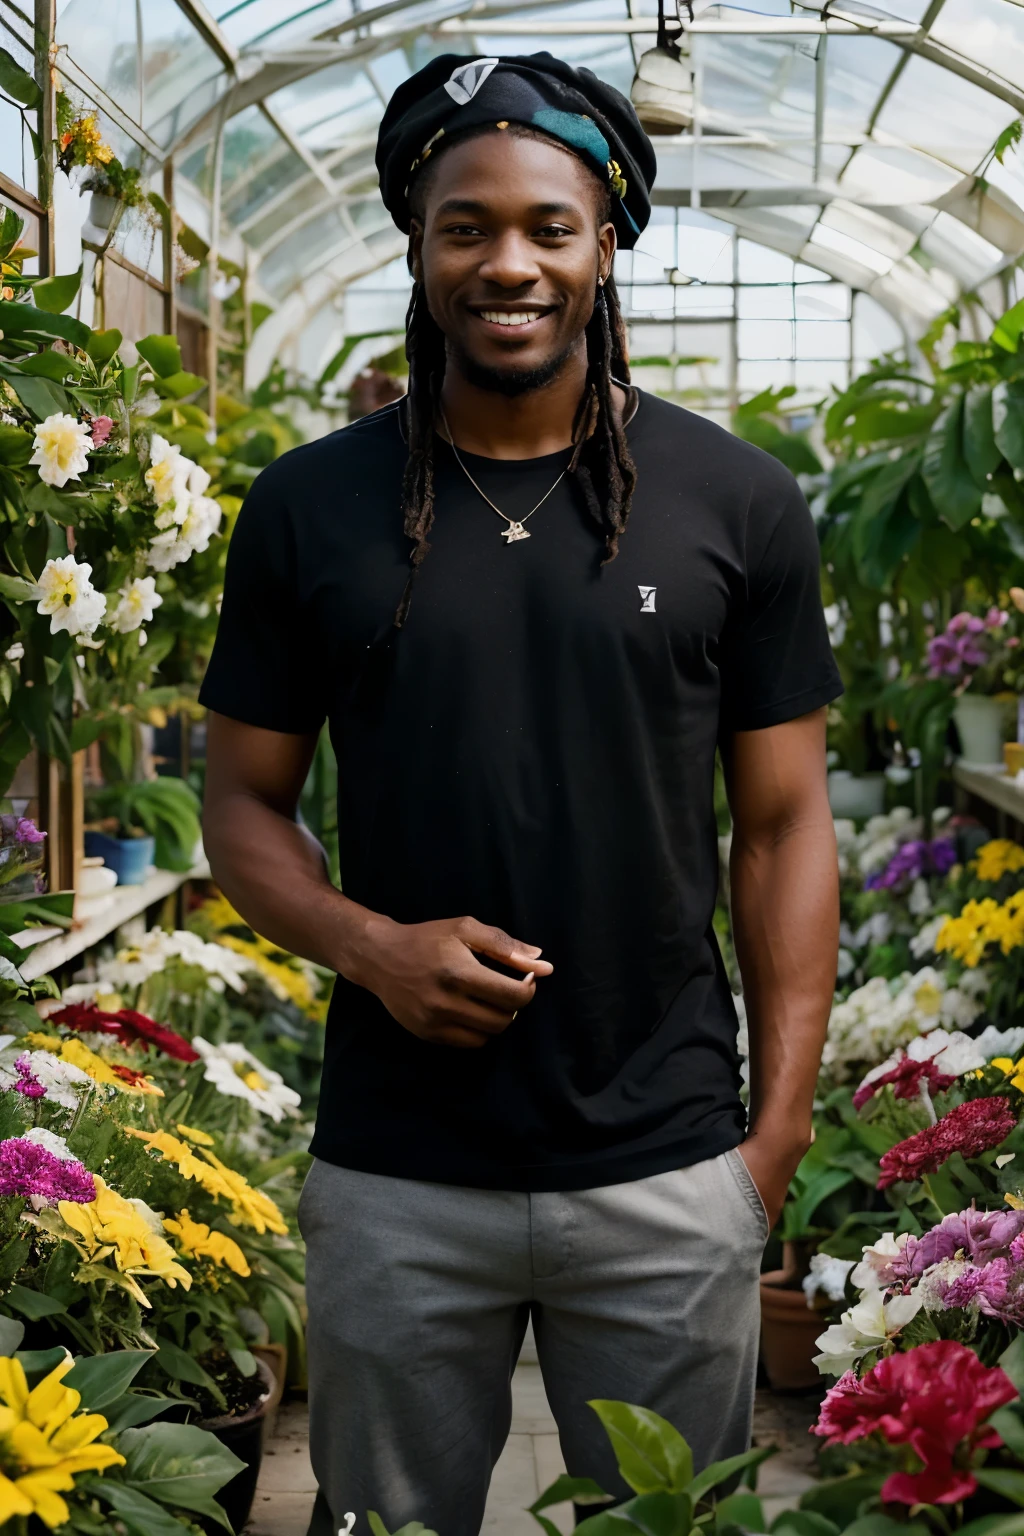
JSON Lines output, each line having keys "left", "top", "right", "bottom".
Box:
{"left": 83, "top": 831, "right": 154, "bottom": 886}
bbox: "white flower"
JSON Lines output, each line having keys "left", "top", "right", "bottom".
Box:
{"left": 917, "top": 1256, "right": 972, "bottom": 1313}
{"left": 188, "top": 461, "right": 211, "bottom": 498}
{"left": 94, "top": 929, "right": 249, "bottom": 995}
{"left": 837, "top": 948, "right": 855, "bottom": 980}
{"left": 0, "top": 1049, "right": 95, "bottom": 1109}
{"left": 823, "top": 602, "right": 847, "bottom": 648}
{"left": 192, "top": 1037, "right": 301, "bottom": 1122}
{"left": 145, "top": 435, "right": 193, "bottom": 525}
{"left": 802, "top": 1253, "right": 854, "bottom": 1306}
{"left": 19, "top": 1127, "right": 74, "bottom": 1161}
{"left": 33, "top": 555, "right": 107, "bottom": 638}
{"left": 4, "top": 642, "right": 23, "bottom": 663}
{"left": 181, "top": 494, "right": 221, "bottom": 555}
{"left": 29, "top": 413, "right": 91, "bottom": 488}
{"left": 813, "top": 1286, "right": 923, "bottom": 1376}
{"left": 110, "top": 576, "right": 162, "bottom": 634}
{"left": 851, "top": 1231, "right": 909, "bottom": 1291}
{"left": 908, "top": 878, "right": 932, "bottom": 918}
{"left": 909, "top": 1028, "right": 985, "bottom": 1076}
{"left": 911, "top": 914, "right": 946, "bottom": 960}
{"left": 975, "top": 1025, "right": 1024, "bottom": 1061}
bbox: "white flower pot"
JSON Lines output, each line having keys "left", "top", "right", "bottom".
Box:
{"left": 827, "top": 770, "right": 886, "bottom": 820}
{"left": 953, "top": 694, "right": 1006, "bottom": 769}
{"left": 83, "top": 192, "right": 125, "bottom": 252}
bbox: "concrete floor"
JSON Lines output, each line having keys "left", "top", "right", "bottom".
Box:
{"left": 244, "top": 1351, "right": 820, "bottom": 1536}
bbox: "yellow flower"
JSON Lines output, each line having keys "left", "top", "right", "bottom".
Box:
{"left": 0, "top": 1354, "right": 124, "bottom": 1529}
{"left": 163, "top": 1209, "right": 251, "bottom": 1277}
{"left": 176, "top": 1122, "right": 215, "bottom": 1147}
{"left": 1008, "top": 1192, "right": 1024, "bottom": 1211}
{"left": 57, "top": 1177, "right": 191, "bottom": 1300}
{"left": 24, "top": 1033, "right": 61, "bottom": 1052}
{"left": 201, "top": 1151, "right": 288, "bottom": 1236}
{"left": 974, "top": 839, "right": 1024, "bottom": 883}
{"left": 127, "top": 1130, "right": 286, "bottom": 1234}
{"left": 197, "top": 897, "right": 325, "bottom": 1018}
{"left": 24, "top": 1034, "right": 161, "bottom": 1096}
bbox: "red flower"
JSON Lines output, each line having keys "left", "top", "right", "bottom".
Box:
{"left": 877, "top": 1097, "right": 1016, "bottom": 1189}
{"left": 49, "top": 1004, "right": 199, "bottom": 1063}
{"left": 812, "top": 1341, "right": 1015, "bottom": 1504}
{"left": 853, "top": 1055, "right": 957, "bottom": 1112}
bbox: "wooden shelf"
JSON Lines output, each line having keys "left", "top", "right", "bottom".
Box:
{"left": 15, "top": 859, "right": 211, "bottom": 982}
{"left": 953, "top": 763, "right": 1024, "bottom": 824}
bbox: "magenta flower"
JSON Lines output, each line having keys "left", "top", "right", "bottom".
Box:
{"left": 864, "top": 837, "right": 956, "bottom": 892}
{"left": 89, "top": 415, "right": 113, "bottom": 447}
{"left": 877, "top": 1097, "right": 1016, "bottom": 1189}
{"left": 852, "top": 1054, "right": 956, "bottom": 1112}
{"left": 0, "top": 1138, "right": 95, "bottom": 1204}
{"left": 908, "top": 1207, "right": 1024, "bottom": 1273}
{"left": 11, "top": 1056, "right": 45, "bottom": 1099}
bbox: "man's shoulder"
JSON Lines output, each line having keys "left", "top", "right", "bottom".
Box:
{"left": 252, "top": 400, "right": 406, "bottom": 500}
{"left": 634, "top": 390, "right": 802, "bottom": 503}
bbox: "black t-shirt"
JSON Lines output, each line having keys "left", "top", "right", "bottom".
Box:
{"left": 200, "top": 391, "right": 842, "bottom": 1191}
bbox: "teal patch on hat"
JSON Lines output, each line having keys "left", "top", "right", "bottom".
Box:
{"left": 531, "top": 108, "right": 610, "bottom": 167}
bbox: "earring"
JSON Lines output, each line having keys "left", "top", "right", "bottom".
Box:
{"left": 597, "top": 276, "right": 605, "bottom": 287}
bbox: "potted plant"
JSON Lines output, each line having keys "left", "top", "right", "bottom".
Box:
{"left": 925, "top": 607, "right": 1020, "bottom": 768}
{"left": 85, "top": 776, "right": 202, "bottom": 884}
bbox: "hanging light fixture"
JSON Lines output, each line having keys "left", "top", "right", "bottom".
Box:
{"left": 630, "top": 0, "right": 694, "bottom": 136}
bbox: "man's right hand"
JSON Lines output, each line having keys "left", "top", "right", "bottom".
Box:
{"left": 353, "top": 915, "right": 553, "bottom": 1049}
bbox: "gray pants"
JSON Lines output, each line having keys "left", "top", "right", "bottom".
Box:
{"left": 298, "top": 1148, "right": 767, "bottom": 1536}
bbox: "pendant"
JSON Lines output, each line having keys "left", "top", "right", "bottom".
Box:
{"left": 501, "top": 521, "right": 531, "bottom": 543}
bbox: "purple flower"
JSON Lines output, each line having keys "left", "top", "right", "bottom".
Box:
{"left": 864, "top": 837, "right": 957, "bottom": 892}
{"left": 907, "top": 1208, "right": 1024, "bottom": 1275}
{"left": 0, "top": 1138, "right": 95, "bottom": 1204}
{"left": 0, "top": 815, "right": 44, "bottom": 847}
{"left": 925, "top": 612, "right": 1004, "bottom": 678}
{"left": 10, "top": 1056, "right": 45, "bottom": 1099}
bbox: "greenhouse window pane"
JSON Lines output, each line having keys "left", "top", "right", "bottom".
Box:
{"left": 795, "top": 283, "right": 849, "bottom": 320}
{"left": 0, "top": 17, "right": 36, "bottom": 196}
{"left": 852, "top": 291, "right": 905, "bottom": 363}
{"left": 738, "top": 286, "right": 794, "bottom": 320}
{"left": 141, "top": 0, "right": 226, "bottom": 147}
{"left": 674, "top": 285, "right": 733, "bottom": 317}
{"left": 793, "top": 358, "right": 848, "bottom": 396}
{"left": 930, "top": 0, "right": 1024, "bottom": 92}
{"left": 215, "top": 0, "right": 354, "bottom": 50}
{"left": 819, "top": 202, "right": 916, "bottom": 263}
{"left": 795, "top": 320, "right": 849, "bottom": 360}
{"left": 57, "top": 0, "right": 140, "bottom": 120}
{"left": 700, "top": 33, "right": 814, "bottom": 139}
{"left": 918, "top": 210, "right": 1004, "bottom": 288}
{"left": 738, "top": 241, "right": 793, "bottom": 284}
{"left": 808, "top": 222, "right": 893, "bottom": 276}
{"left": 874, "top": 53, "right": 1017, "bottom": 175}
{"left": 740, "top": 359, "right": 794, "bottom": 396}
{"left": 267, "top": 63, "right": 380, "bottom": 154}
{"left": 839, "top": 143, "right": 963, "bottom": 205}
{"left": 738, "top": 318, "right": 794, "bottom": 360}
{"left": 822, "top": 35, "right": 901, "bottom": 140}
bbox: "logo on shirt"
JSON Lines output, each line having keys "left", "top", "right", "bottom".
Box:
{"left": 444, "top": 59, "right": 499, "bottom": 104}
{"left": 638, "top": 585, "right": 657, "bottom": 613}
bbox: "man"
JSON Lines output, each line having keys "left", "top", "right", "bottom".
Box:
{"left": 200, "top": 50, "right": 841, "bottom": 1536}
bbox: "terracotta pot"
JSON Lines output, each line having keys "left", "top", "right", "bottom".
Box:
{"left": 759, "top": 1269, "right": 829, "bottom": 1392}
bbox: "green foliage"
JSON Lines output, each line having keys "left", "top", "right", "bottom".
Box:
{"left": 0, "top": 46, "right": 40, "bottom": 107}
{"left": 86, "top": 777, "right": 201, "bottom": 872}
{"left": 734, "top": 386, "right": 823, "bottom": 476}
{"left": 31, "top": 266, "right": 83, "bottom": 315}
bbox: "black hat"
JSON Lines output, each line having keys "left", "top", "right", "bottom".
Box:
{"left": 375, "top": 52, "right": 657, "bottom": 250}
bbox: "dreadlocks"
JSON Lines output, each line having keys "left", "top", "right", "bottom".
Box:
{"left": 393, "top": 126, "right": 638, "bottom": 630}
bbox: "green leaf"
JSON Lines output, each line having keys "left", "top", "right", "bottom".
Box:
{"left": 65, "top": 1349, "right": 154, "bottom": 1410}
{"left": 964, "top": 385, "right": 1003, "bottom": 481}
{"left": 31, "top": 267, "right": 82, "bottom": 315}
{"left": 530, "top": 1476, "right": 613, "bottom": 1515}
{"left": 153, "top": 370, "right": 206, "bottom": 399}
{"left": 0, "top": 425, "right": 32, "bottom": 466}
{"left": 5, "top": 1283, "right": 66, "bottom": 1319}
{"left": 922, "top": 396, "right": 983, "bottom": 529}
{"left": 0, "top": 297, "right": 89, "bottom": 348}
{"left": 119, "top": 1421, "right": 245, "bottom": 1529}
{"left": 588, "top": 1401, "right": 693, "bottom": 1495}
{"left": 102, "top": 1391, "right": 184, "bottom": 1433}
{"left": 0, "top": 46, "right": 40, "bottom": 107}
{"left": 0, "top": 1316, "right": 25, "bottom": 1356}
{"left": 86, "top": 328, "right": 122, "bottom": 366}
{"left": 576, "top": 1493, "right": 692, "bottom": 1536}
{"left": 994, "top": 120, "right": 1024, "bottom": 166}
{"left": 975, "top": 1470, "right": 1024, "bottom": 1508}
{"left": 993, "top": 298, "right": 1024, "bottom": 353}
{"left": 16, "top": 1346, "right": 71, "bottom": 1378}
{"left": 155, "top": 1339, "right": 226, "bottom": 1410}
{"left": 990, "top": 1404, "right": 1024, "bottom": 1459}
{"left": 689, "top": 1445, "right": 776, "bottom": 1504}
{"left": 0, "top": 362, "right": 69, "bottom": 421}
{"left": 0, "top": 573, "right": 36, "bottom": 603}
{"left": 961, "top": 1516, "right": 1024, "bottom": 1536}
{"left": 80, "top": 1477, "right": 199, "bottom": 1536}
{"left": 16, "top": 350, "right": 82, "bottom": 381}
{"left": 843, "top": 1520, "right": 928, "bottom": 1536}
{"left": 0, "top": 204, "right": 25, "bottom": 264}
{"left": 799, "top": 1472, "right": 886, "bottom": 1525}
{"left": 714, "top": 1493, "right": 764, "bottom": 1533}
{"left": 771, "top": 1513, "right": 839, "bottom": 1536}
{"left": 994, "top": 380, "right": 1024, "bottom": 470}
{"left": 136, "top": 333, "right": 183, "bottom": 378}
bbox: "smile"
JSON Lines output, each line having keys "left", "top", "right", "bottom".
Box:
{"left": 475, "top": 310, "right": 550, "bottom": 328}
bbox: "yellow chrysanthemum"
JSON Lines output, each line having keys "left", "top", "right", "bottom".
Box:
{"left": 163, "top": 1209, "right": 251, "bottom": 1277}
{"left": 57, "top": 1177, "right": 191, "bottom": 1300}
{"left": 127, "top": 1129, "right": 286, "bottom": 1234}
{"left": 176, "top": 1122, "right": 215, "bottom": 1147}
{"left": 23, "top": 1034, "right": 161, "bottom": 1096}
{"left": 0, "top": 1354, "right": 124, "bottom": 1529}
{"left": 974, "top": 839, "right": 1024, "bottom": 883}
{"left": 936, "top": 892, "right": 1024, "bottom": 966}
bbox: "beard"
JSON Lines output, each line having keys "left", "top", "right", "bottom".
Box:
{"left": 448, "top": 337, "right": 580, "bottom": 397}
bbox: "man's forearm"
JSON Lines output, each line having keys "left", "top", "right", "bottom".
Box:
{"left": 730, "top": 813, "right": 837, "bottom": 1152}
{"left": 203, "top": 790, "right": 380, "bottom": 983}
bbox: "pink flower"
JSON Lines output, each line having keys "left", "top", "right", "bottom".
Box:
{"left": 51, "top": 1002, "right": 199, "bottom": 1063}
{"left": 89, "top": 415, "right": 113, "bottom": 447}
{"left": 11, "top": 1055, "right": 45, "bottom": 1099}
{"left": 877, "top": 1097, "right": 1016, "bottom": 1190}
{"left": 0, "top": 1137, "right": 95, "bottom": 1204}
{"left": 985, "top": 608, "right": 1010, "bottom": 631}
{"left": 812, "top": 1341, "right": 1016, "bottom": 1504}
{"left": 853, "top": 1054, "right": 956, "bottom": 1112}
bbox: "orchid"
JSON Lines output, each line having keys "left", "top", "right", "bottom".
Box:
{"left": 813, "top": 1286, "right": 923, "bottom": 1375}
{"left": 109, "top": 575, "right": 162, "bottom": 634}
{"left": 145, "top": 434, "right": 192, "bottom": 525}
{"left": 33, "top": 555, "right": 106, "bottom": 639}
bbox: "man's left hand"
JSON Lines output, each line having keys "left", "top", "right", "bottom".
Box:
{"left": 736, "top": 1130, "right": 811, "bottom": 1232}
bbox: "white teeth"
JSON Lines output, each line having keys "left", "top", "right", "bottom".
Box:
{"left": 480, "top": 311, "right": 542, "bottom": 326}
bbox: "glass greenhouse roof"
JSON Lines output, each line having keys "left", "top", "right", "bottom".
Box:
{"left": 51, "top": 0, "right": 1024, "bottom": 380}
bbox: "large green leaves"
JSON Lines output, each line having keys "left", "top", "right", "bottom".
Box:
{"left": 576, "top": 1490, "right": 692, "bottom": 1536}
{"left": 922, "top": 396, "right": 983, "bottom": 529}
{"left": 64, "top": 1349, "right": 153, "bottom": 1409}
{"left": 0, "top": 46, "right": 40, "bottom": 107}
{"left": 0, "top": 204, "right": 24, "bottom": 264}
{"left": 31, "top": 266, "right": 82, "bottom": 315}
{"left": 80, "top": 1477, "right": 199, "bottom": 1536}
{"left": 117, "top": 1421, "right": 244, "bottom": 1530}
{"left": 994, "top": 380, "right": 1024, "bottom": 472}
{"left": 587, "top": 1402, "right": 693, "bottom": 1495}
{"left": 136, "top": 333, "right": 183, "bottom": 378}
{"left": 0, "top": 297, "right": 90, "bottom": 349}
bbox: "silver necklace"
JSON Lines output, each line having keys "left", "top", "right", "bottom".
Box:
{"left": 440, "top": 410, "right": 568, "bottom": 544}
